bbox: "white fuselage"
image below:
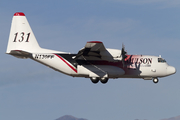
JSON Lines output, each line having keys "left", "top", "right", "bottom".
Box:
{"left": 31, "top": 53, "right": 176, "bottom": 80}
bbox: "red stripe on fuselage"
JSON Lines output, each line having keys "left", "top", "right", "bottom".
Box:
{"left": 54, "top": 54, "right": 77, "bottom": 73}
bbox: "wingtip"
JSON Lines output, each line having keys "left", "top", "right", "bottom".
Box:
{"left": 14, "top": 12, "right": 25, "bottom": 16}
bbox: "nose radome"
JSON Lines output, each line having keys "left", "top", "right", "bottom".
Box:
{"left": 167, "top": 66, "right": 176, "bottom": 75}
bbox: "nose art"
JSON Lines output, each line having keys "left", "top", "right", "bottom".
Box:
{"left": 167, "top": 66, "right": 176, "bottom": 75}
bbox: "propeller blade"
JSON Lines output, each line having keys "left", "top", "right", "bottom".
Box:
{"left": 121, "top": 44, "right": 127, "bottom": 67}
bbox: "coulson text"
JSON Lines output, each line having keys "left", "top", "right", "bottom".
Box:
{"left": 126, "top": 58, "right": 152, "bottom": 64}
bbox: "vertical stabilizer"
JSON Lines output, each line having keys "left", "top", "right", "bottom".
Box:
{"left": 6, "top": 12, "right": 41, "bottom": 54}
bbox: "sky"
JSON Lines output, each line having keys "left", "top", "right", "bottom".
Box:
{"left": 0, "top": 0, "right": 180, "bottom": 120}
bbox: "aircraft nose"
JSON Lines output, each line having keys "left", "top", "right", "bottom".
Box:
{"left": 167, "top": 66, "right": 176, "bottom": 75}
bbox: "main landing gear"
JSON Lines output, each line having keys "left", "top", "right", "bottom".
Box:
{"left": 90, "top": 77, "right": 109, "bottom": 84}
{"left": 90, "top": 77, "right": 99, "bottom": 84}
{"left": 153, "top": 78, "right": 159, "bottom": 84}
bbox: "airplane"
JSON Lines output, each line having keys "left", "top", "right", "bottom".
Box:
{"left": 6, "top": 12, "right": 176, "bottom": 84}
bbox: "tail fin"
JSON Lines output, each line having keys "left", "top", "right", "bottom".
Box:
{"left": 6, "top": 12, "right": 41, "bottom": 55}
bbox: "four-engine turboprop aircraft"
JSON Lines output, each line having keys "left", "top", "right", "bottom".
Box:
{"left": 6, "top": 12, "right": 176, "bottom": 84}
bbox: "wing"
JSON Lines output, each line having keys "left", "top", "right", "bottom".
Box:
{"left": 74, "top": 41, "right": 122, "bottom": 61}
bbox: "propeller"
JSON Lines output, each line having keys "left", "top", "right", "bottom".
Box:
{"left": 121, "top": 44, "right": 127, "bottom": 67}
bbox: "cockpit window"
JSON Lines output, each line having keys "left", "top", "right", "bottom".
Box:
{"left": 158, "top": 58, "right": 166, "bottom": 63}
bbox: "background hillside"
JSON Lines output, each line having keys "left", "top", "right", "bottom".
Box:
{"left": 56, "top": 115, "right": 180, "bottom": 120}
{"left": 56, "top": 115, "right": 87, "bottom": 120}
{"left": 161, "top": 115, "right": 180, "bottom": 120}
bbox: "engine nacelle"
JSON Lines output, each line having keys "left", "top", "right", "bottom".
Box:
{"left": 100, "top": 48, "right": 122, "bottom": 61}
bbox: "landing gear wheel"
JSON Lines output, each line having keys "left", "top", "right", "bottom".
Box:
{"left": 153, "top": 78, "right": 159, "bottom": 84}
{"left": 90, "top": 77, "right": 99, "bottom": 84}
{"left": 100, "top": 78, "right": 109, "bottom": 84}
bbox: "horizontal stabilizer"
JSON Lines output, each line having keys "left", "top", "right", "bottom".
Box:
{"left": 8, "top": 50, "right": 32, "bottom": 59}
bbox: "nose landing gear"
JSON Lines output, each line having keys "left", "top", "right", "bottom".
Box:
{"left": 153, "top": 78, "right": 159, "bottom": 83}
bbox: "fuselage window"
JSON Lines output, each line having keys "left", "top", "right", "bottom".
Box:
{"left": 158, "top": 58, "right": 166, "bottom": 63}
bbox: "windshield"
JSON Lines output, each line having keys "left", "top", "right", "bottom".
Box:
{"left": 158, "top": 58, "right": 166, "bottom": 63}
